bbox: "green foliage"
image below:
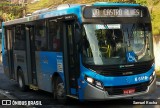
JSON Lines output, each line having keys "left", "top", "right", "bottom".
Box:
{"left": 152, "top": 5, "right": 160, "bottom": 35}
{"left": 27, "top": 0, "right": 58, "bottom": 13}
{"left": 152, "top": 0, "right": 160, "bottom": 5}
{"left": 135, "top": 0, "right": 147, "bottom": 5}
{"left": 0, "top": 2, "right": 24, "bottom": 21}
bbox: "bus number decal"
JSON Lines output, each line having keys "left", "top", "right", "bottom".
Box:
{"left": 135, "top": 76, "right": 148, "bottom": 82}
{"left": 57, "top": 59, "right": 63, "bottom": 72}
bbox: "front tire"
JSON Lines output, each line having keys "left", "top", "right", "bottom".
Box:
{"left": 55, "top": 77, "right": 67, "bottom": 104}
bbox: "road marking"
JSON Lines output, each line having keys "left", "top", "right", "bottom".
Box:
{"left": 0, "top": 89, "right": 17, "bottom": 99}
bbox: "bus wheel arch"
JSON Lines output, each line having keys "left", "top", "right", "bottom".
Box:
{"left": 17, "top": 67, "right": 27, "bottom": 91}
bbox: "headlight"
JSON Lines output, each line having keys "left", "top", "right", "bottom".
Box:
{"left": 85, "top": 75, "right": 104, "bottom": 90}
{"left": 86, "top": 77, "right": 94, "bottom": 84}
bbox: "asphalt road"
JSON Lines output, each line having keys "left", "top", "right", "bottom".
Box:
{"left": 0, "top": 65, "right": 160, "bottom": 108}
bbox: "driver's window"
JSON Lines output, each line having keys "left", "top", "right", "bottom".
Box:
{"left": 82, "top": 27, "right": 91, "bottom": 57}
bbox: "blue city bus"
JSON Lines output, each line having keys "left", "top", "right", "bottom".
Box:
{"left": 1, "top": 2, "right": 156, "bottom": 102}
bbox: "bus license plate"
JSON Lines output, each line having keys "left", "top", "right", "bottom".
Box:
{"left": 123, "top": 88, "right": 135, "bottom": 94}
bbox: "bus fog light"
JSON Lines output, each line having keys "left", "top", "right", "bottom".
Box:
{"left": 95, "top": 81, "right": 103, "bottom": 89}
{"left": 153, "top": 71, "right": 155, "bottom": 76}
{"left": 149, "top": 75, "right": 154, "bottom": 84}
{"left": 149, "top": 71, "right": 155, "bottom": 83}
{"left": 149, "top": 75, "right": 153, "bottom": 81}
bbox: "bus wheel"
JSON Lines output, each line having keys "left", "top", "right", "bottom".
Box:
{"left": 18, "top": 69, "right": 27, "bottom": 91}
{"left": 55, "top": 77, "right": 66, "bottom": 104}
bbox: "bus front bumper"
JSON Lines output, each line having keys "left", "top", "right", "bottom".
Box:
{"left": 83, "top": 77, "right": 156, "bottom": 100}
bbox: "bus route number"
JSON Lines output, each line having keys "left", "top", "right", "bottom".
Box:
{"left": 92, "top": 8, "right": 141, "bottom": 17}
{"left": 135, "top": 76, "right": 148, "bottom": 82}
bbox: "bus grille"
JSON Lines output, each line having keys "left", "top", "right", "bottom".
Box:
{"left": 104, "top": 81, "right": 149, "bottom": 95}
{"left": 85, "top": 60, "right": 154, "bottom": 76}
{"left": 99, "top": 63, "right": 152, "bottom": 76}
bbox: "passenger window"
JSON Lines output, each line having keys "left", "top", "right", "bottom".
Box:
{"left": 35, "top": 20, "right": 47, "bottom": 51}
{"left": 48, "top": 19, "right": 61, "bottom": 51}
{"left": 14, "top": 25, "right": 26, "bottom": 50}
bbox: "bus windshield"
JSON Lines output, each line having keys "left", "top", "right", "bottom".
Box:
{"left": 82, "top": 23, "right": 154, "bottom": 65}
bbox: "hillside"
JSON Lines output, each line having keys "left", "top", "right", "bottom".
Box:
{"left": 26, "top": 0, "right": 160, "bottom": 35}
{"left": 151, "top": 2, "right": 160, "bottom": 35}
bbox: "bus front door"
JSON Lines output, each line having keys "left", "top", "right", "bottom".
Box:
{"left": 26, "top": 26, "right": 38, "bottom": 87}
{"left": 63, "top": 21, "right": 79, "bottom": 97}
{"left": 4, "top": 29, "right": 15, "bottom": 79}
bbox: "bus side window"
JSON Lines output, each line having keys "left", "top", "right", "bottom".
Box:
{"left": 14, "top": 25, "right": 26, "bottom": 50}
{"left": 48, "top": 19, "right": 61, "bottom": 51}
{"left": 35, "top": 20, "right": 47, "bottom": 51}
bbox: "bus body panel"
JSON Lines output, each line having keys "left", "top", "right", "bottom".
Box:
{"left": 35, "top": 51, "right": 64, "bottom": 92}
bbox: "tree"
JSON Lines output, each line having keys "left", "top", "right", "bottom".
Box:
{"left": 150, "top": 0, "right": 160, "bottom": 14}
{"left": 0, "top": 1, "right": 24, "bottom": 21}
{"left": 135, "top": 0, "right": 147, "bottom": 5}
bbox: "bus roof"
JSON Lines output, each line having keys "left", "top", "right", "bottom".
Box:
{"left": 93, "top": 2, "right": 140, "bottom": 7}
{"left": 3, "top": 4, "right": 83, "bottom": 26}
{"left": 3, "top": 2, "right": 142, "bottom": 26}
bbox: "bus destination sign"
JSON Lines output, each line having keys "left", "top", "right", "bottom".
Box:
{"left": 83, "top": 7, "right": 142, "bottom": 18}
